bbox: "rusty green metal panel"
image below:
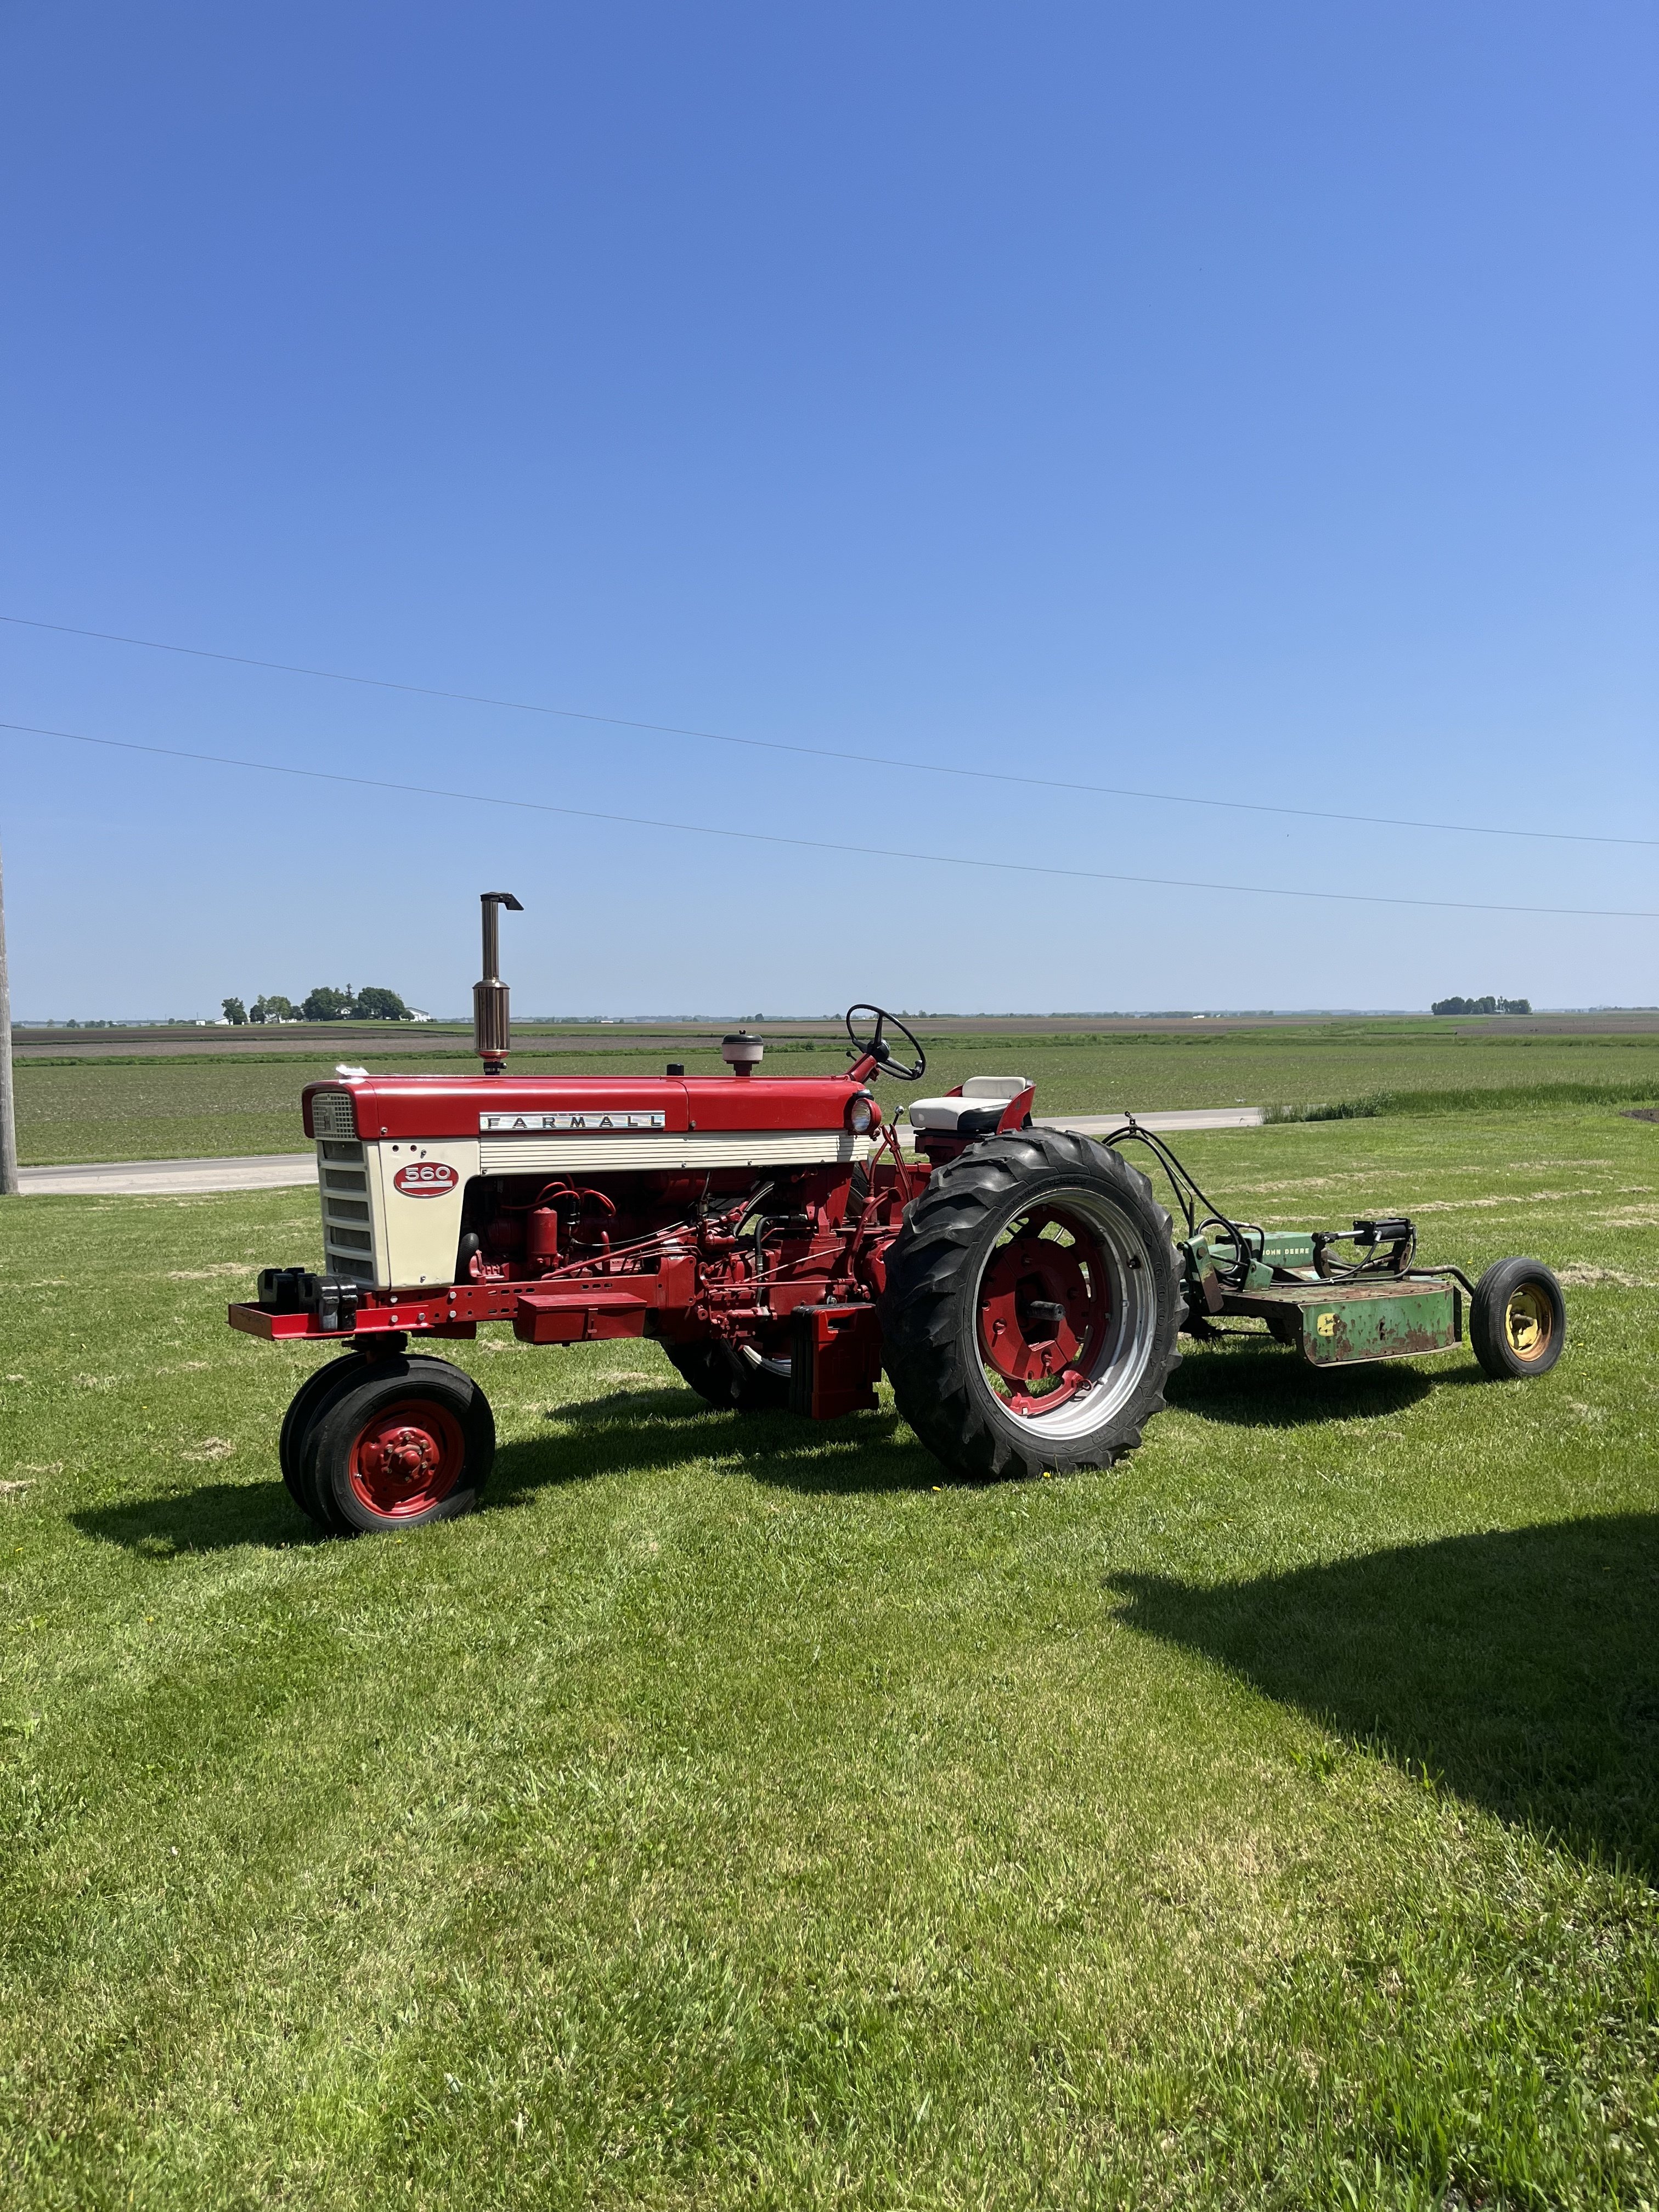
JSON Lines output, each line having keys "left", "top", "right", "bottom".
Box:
{"left": 1296, "top": 1285, "right": 1460, "bottom": 1366}
{"left": 1221, "top": 1281, "right": 1462, "bottom": 1367}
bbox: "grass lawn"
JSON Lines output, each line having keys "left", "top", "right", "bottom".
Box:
{"left": 1, "top": 1109, "right": 1656, "bottom": 2207}
{"left": 14, "top": 1019, "right": 1659, "bottom": 1164}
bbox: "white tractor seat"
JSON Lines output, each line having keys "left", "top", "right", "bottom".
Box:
{"left": 908, "top": 1077, "right": 1031, "bottom": 1134}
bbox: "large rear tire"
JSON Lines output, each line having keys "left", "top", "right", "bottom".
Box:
{"left": 881, "top": 1128, "right": 1183, "bottom": 1479}
{"left": 302, "top": 1356, "right": 495, "bottom": 1535}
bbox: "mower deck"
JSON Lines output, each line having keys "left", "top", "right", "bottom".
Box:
{"left": 1221, "top": 1278, "right": 1463, "bottom": 1366}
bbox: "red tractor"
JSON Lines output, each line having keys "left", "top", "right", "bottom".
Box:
{"left": 230, "top": 895, "right": 1564, "bottom": 1534}
{"left": 230, "top": 894, "right": 1192, "bottom": 1532}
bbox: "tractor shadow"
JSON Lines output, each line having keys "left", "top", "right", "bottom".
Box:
{"left": 1110, "top": 1513, "right": 1659, "bottom": 1878}
{"left": 1167, "top": 1335, "right": 1436, "bottom": 1426}
{"left": 69, "top": 1385, "right": 943, "bottom": 1556}
{"left": 492, "top": 1385, "right": 944, "bottom": 1502}
{"left": 72, "top": 1479, "right": 327, "bottom": 1556}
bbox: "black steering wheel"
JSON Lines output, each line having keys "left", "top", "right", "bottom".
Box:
{"left": 844, "top": 1004, "right": 927, "bottom": 1083}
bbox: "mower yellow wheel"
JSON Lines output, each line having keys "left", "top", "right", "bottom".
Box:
{"left": 1504, "top": 1283, "right": 1554, "bottom": 1363}
{"left": 1471, "top": 1257, "right": 1566, "bottom": 1381}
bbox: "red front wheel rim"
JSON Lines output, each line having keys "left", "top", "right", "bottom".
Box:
{"left": 347, "top": 1397, "right": 466, "bottom": 1517}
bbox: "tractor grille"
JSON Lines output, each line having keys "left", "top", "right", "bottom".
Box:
{"left": 317, "top": 1138, "right": 379, "bottom": 1284}
{"left": 311, "top": 1089, "right": 358, "bottom": 1139}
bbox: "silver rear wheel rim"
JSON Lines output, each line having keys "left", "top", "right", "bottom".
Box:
{"left": 972, "top": 1184, "right": 1160, "bottom": 1442}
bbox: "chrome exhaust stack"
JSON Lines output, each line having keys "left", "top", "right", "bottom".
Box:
{"left": 473, "top": 891, "right": 523, "bottom": 1075}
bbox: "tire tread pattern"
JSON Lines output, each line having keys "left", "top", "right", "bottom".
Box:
{"left": 880, "top": 1128, "right": 1183, "bottom": 1480}
{"left": 278, "top": 1351, "right": 369, "bottom": 1509}
{"left": 662, "top": 1341, "right": 790, "bottom": 1412}
{"left": 304, "top": 1354, "right": 495, "bottom": 1534}
{"left": 1469, "top": 1255, "right": 1566, "bottom": 1380}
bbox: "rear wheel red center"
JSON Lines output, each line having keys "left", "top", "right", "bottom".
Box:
{"left": 881, "top": 1128, "right": 1182, "bottom": 1482}
{"left": 978, "top": 1205, "right": 1111, "bottom": 1417}
{"left": 348, "top": 1398, "right": 466, "bottom": 1517}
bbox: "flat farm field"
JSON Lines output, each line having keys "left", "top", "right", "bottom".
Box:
{"left": 1, "top": 1107, "right": 1656, "bottom": 2208}
{"left": 14, "top": 1017, "right": 1659, "bottom": 1163}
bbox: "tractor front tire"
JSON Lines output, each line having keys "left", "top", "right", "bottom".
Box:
{"left": 1470, "top": 1257, "right": 1565, "bottom": 1380}
{"left": 278, "top": 1351, "right": 370, "bottom": 1510}
{"left": 881, "top": 1127, "right": 1183, "bottom": 1480}
{"left": 662, "top": 1341, "right": 792, "bottom": 1413}
{"left": 301, "top": 1355, "right": 495, "bottom": 1535}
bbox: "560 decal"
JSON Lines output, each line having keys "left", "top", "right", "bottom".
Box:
{"left": 392, "top": 1161, "right": 459, "bottom": 1198}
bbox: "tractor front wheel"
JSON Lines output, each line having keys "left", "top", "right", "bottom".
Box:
{"left": 278, "top": 1351, "right": 371, "bottom": 1508}
{"left": 300, "top": 1355, "right": 496, "bottom": 1534}
{"left": 1471, "top": 1257, "right": 1565, "bottom": 1380}
{"left": 662, "top": 1340, "right": 792, "bottom": 1412}
{"left": 881, "top": 1127, "right": 1183, "bottom": 1480}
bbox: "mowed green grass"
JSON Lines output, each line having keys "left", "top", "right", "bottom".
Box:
{"left": 1, "top": 1109, "right": 1656, "bottom": 2207}
{"left": 15, "top": 1020, "right": 1659, "bottom": 1163}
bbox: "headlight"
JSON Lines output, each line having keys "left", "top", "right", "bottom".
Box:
{"left": 847, "top": 1092, "right": 879, "bottom": 1135}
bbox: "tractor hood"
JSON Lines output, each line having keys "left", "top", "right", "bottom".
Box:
{"left": 302, "top": 1073, "right": 877, "bottom": 1143}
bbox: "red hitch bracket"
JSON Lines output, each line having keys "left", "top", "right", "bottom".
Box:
{"left": 789, "top": 1302, "right": 883, "bottom": 1420}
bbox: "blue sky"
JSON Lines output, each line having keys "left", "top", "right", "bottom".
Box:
{"left": 2, "top": 2, "right": 1654, "bottom": 1018}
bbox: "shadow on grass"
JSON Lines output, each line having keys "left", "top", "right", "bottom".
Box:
{"left": 492, "top": 1385, "right": 943, "bottom": 1500}
{"left": 1111, "top": 1513, "right": 1659, "bottom": 1876}
{"left": 1166, "top": 1339, "right": 1436, "bottom": 1425}
{"left": 72, "top": 1384, "right": 943, "bottom": 1553}
{"left": 72, "top": 1479, "right": 323, "bottom": 1555}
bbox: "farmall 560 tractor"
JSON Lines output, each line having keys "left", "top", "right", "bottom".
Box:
{"left": 230, "top": 896, "right": 1566, "bottom": 1536}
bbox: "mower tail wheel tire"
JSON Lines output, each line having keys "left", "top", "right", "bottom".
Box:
{"left": 1470, "top": 1257, "right": 1566, "bottom": 1380}
{"left": 662, "top": 1341, "right": 792, "bottom": 1413}
{"left": 881, "top": 1126, "right": 1183, "bottom": 1481}
{"left": 278, "top": 1351, "right": 370, "bottom": 1509}
{"left": 301, "top": 1355, "right": 495, "bottom": 1535}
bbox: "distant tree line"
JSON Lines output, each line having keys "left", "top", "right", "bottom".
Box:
{"left": 221, "top": 985, "right": 413, "bottom": 1025}
{"left": 1431, "top": 995, "right": 1532, "bottom": 1017}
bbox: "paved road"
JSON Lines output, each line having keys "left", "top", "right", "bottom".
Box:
{"left": 1036, "top": 1107, "right": 1264, "bottom": 1135}
{"left": 15, "top": 1108, "right": 1264, "bottom": 1196}
{"left": 17, "top": 1154, "right": 320, "bottom": 1197}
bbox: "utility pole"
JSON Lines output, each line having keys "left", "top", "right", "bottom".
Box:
{"left": 0, "top": 837, "right": 16, "bottom": 1195}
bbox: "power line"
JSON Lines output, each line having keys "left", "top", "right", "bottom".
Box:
{"left": 4, "top": 715, "right": 1655, "bottom": 923}
{"left": 2, "top": 609, "right": 1652, "bottom": 852}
